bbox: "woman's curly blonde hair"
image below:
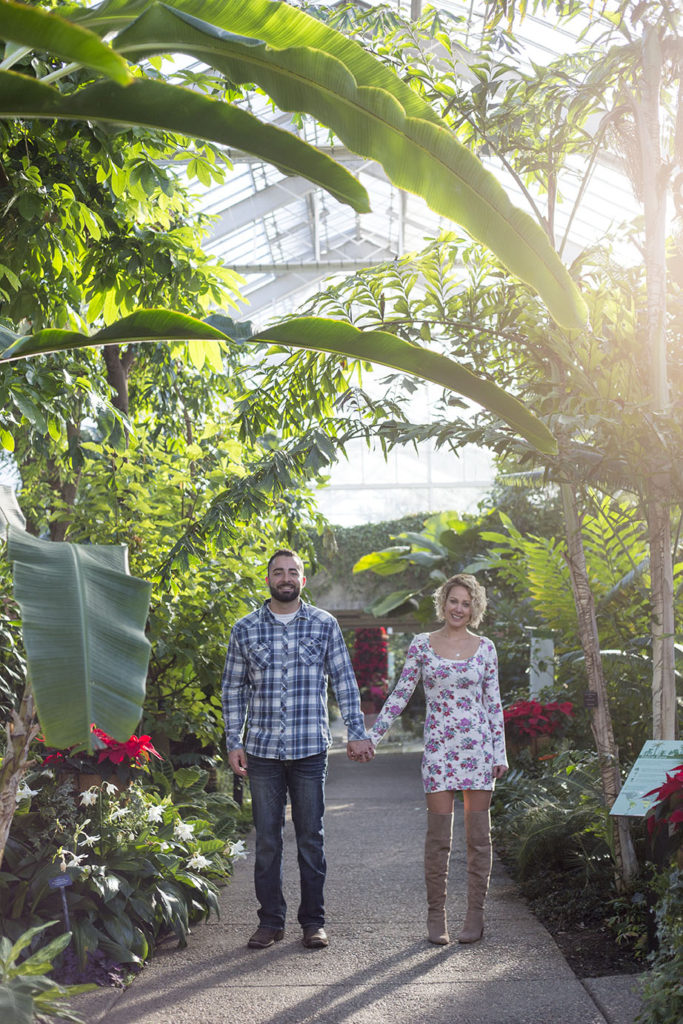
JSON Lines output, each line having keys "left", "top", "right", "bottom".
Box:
{"left": 433, "top": 573, "right": 487, "bottom": 628}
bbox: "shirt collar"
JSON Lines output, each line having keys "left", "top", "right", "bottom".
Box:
{"left": 259, "top": 599, "right": 310, "bottom": 622}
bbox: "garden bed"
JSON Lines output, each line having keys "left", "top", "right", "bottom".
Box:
{"left": 548, "top": 921, "right": 643, "bottom": 979}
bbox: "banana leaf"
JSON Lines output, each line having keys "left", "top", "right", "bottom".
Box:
{"left": 0, "top": 311, "right": 558, "bottom": 454}
{"left": 6, "top": 525, "right": 152, "bottom": 751}
{"left": 0, "top": 0, "right": 130, "bottom": 84}
{"left": 70, "top": 0, "right": 440, "bottom": 123}
{"left": 0, "top": 72, "right": 369, "bottom": 213}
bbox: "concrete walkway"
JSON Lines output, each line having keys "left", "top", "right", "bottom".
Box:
{"left": 71, "top": 748, "right": 645, "bottom": 1024}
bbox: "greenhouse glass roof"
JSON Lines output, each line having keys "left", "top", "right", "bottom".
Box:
{"left": 192, "top": 1, "right": 639, "bottom": 524}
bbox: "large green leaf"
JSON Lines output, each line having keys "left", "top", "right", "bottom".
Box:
{"left": 250, "top": 317, "right": 559, "bottom": 455}
{"left": 0, "top": 0, "right": 131, "bottom": 84}
{"left": 70, "top": 0, "right": 443, "bottom": 124}
{"left": 0, "top": 309, "right": 228, "bottom": 360}
{"left": 367, "top": 589, "right": 419, "bottom": 617}
{"left": 0, "top": 310, "right": 558, "bottom": 453}
{"left": 353, "top": 546, "right": 411, "bottom": 575}
{"left": 0, "top": 71, "right": 369, "bottom": 213}
{"left": 6, "top": 525, "right": 152, "bottom": 751}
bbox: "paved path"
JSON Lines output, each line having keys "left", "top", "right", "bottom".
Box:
{"left": 72, "top": 748, "right": 644, "bottom": 1024}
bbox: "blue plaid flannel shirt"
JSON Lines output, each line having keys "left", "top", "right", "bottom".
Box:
{"left": 221, "top": 600, "right": 367, "bottom": 759}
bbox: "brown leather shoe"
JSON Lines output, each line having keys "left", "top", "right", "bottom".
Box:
{"left": 247, "top": 926, "right": 285, "bottom": 949}
{"left": 302, "top": 926, "right": 328, "bottom": 949}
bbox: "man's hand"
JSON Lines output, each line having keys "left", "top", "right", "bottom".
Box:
{"left": 228, "top": 747, "right": 248, "bottom": 777}
{"left": 492, "top": 764, "right": 508, "bottom": 780}
{"left": 347, "top": 739, "right": 375, "bottom": 763}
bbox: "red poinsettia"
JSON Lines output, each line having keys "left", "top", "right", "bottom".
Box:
{"left": 503, "top": 699, "right": 574, "bottom": 741}
{"left": 352, "top": 628, "right": 389, "bottom": 710}
{"left": 41, "top": 725, "right": 162, "bottom": 772}
{"left": 91, "top": 726, "right": 162, "bottom": 767}
{"left": 644, "top": 764, "right": 683, "bottom": 862}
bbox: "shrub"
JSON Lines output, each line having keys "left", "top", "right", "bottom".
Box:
{"left": 0, "top": 921, "right": 94, "bottom": 1024}
{"left": 637, "top": 868, "right": 683, "bottom": 1024}
{"left": 1, "top": 760, "right": 247, "bottom": 981}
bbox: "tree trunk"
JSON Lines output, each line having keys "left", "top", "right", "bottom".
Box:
{"left": 631, "top": 27, "right": 677, "bottom": 740}
{"left": 648, "top": 496, "right": 677, "bottom": 739}
{"left": 102, "top": 345, "right": 135, "bottom": 416}
{"left": 0, "top": 678, "right": 40, "bottom": 870}
{"left": 560, "top": 482, "right": 639, "bottom": 887}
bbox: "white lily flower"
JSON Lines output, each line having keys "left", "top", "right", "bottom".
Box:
{"left": 229, "top": 839, "right": 248, "bottom": 861}
{"left": 79, "top": 788, "right": 99, "bottom": 807}
{"left": 174, "top": 821, "right": 195, "bottom": 841}
{"left": 147, "top": 804, "right": 165, "bottom": 823}
{"left": 187, "top": 852, "right": 211, "bottom": 870}
{"left": 16, "top": 782, "right": 39, "bottom": 803}
{"left": 62, "top": 851, "right": 88, "bottom": 868}
{"left": 78, "top": 832, "right": 101, "bottom": 848}
{"left": 103, "top": 782, "right": 119, "bottom": 796}
{"left": 109, "top": 807, "right": 129, "bottom": 821}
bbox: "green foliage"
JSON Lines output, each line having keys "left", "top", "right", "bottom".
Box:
{"left": 493, "top": 751, "right": 615, "bottom": 885}
{"left": 0, "top": 32, "right": 345, "bottom": 754}
{"left": 0, "top": 921, "right": 93, "bottom": 1024}
{"left": 2, "top": 762, "right": 246, "bottom": 968}
{"left": 637, "top": 868, "right": 683, "bottom": 1024}
{"left": 473, "top": 494, "right": 668, "bottom": 754}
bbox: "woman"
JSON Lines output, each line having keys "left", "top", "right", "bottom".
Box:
{"left": 368, "top": 573, "right": 507, "bottom": 945}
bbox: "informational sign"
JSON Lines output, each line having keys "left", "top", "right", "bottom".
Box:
{"left": 610, "top": 740, "right": 683, "bottom": 817}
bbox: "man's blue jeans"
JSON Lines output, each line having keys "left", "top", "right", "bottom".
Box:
{"left": 247, "top": 751, "right": 328, "bottom": 931}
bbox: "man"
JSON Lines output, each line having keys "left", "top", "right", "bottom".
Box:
{"left": 222, "top": 548, "right": 374, "bottom": 951}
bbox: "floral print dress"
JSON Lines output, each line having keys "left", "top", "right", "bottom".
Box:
{"left": 368, "top": 633, "right": 507, "bottom": 792}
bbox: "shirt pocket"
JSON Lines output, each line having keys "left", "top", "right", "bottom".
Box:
{"left": 298, "top": 638, "right": 323, "bottom": 665}
{"left": 247, "top": 641, "right": 272, "bottom": 671}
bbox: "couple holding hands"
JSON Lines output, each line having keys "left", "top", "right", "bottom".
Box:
{"left": 221, "top": 549, "right": 507, "bottom": 952}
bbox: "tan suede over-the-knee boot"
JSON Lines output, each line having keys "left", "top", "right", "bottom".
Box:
{"left": 457, "top": 808, "right": 492, "bottom": 944}
{"left": 424, "top": 810, "right": 453, "bottom": 944}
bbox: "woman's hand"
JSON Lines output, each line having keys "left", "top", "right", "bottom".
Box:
{"left": 492, "top": 764, "right": 508, "bottom": 780}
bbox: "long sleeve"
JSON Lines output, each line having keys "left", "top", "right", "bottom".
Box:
{"left": 221, "top": 626, "right": 250, "bottom": 752}
{"left": 368, "top": 637, "right": 422, "bottom": 747}
{"left": 482, "top": 641, "right": 507, "bottom": 766}
{"left": 326, "top": 620, "right": 368, "bottom": 741}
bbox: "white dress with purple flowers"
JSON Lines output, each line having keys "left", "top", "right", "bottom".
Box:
{"left": 368, "top": 633, "right": 507, "bottom": 792}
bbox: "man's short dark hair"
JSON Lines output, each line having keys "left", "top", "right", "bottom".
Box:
{"left": 267, "top": 548, "right": 305, "bottom": 574}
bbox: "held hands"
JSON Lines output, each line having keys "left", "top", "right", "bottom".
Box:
{"left": 228, "top": 747, "right": 248, "bottom": 777}
{"left": 347, "top": 739, "right": 375, "bottom": 763}
{"left": 492, "top": 764, "right": 508, "bottom": 780}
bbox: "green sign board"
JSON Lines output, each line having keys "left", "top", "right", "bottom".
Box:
{"left": 610, "top": 740, "right": 683, "bottom": 817}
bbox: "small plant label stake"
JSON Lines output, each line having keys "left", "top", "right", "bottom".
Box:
{"left": 48, "top": 873, "right": 73, "bottom": 932}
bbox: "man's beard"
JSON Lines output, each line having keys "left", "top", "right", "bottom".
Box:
{"left": 268, "top": 581, "right": 301, "bottom": 604}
